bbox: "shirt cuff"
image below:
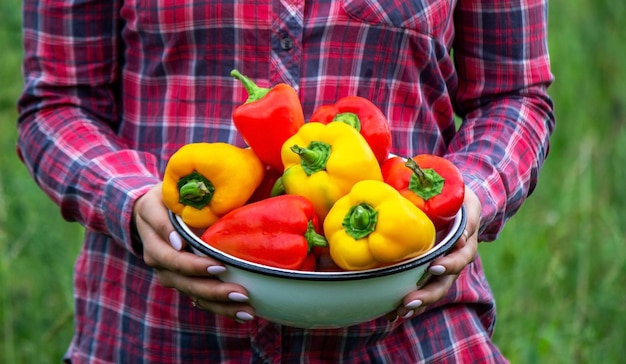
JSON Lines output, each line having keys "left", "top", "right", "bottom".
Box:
{"left": 102, "top": 175, "right": 161, "bottom": 256}
{"left": 459, "top": 169, "right": 507, "bottom": 243}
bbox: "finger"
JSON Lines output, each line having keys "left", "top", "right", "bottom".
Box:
{"left": 134, "top": 186, "right": 225, "bottom": 276}
{"left": 136, "top": 184, "right": 187, "bottom": 251}
{"left": 427, "top": 229, "right": 477, "bottom": 276}
{"left": 168, "top": 274, "right": 247, "bottom": 303}
{"left": 395, "top": 273, "right": 458, "bottom": 319}
{"left": 426, "top": 186, "right": 481, "bottom": 275}
{"left": 183, "top": 277, "right": 256, "bottom": 322}
{"left": 194, "top": 297, "right": 256, "bottom": 323}
{"left": 462, "top": 186, "right": 482, "bottom": 229}
{"left": 168, "top": 230, "right": 185, "bottom": 251}
{"left": 139, "top": 217, "right": 220, "bottom": 277}
{"left": 152, "top": 242, "right": 255, "bottom": 322}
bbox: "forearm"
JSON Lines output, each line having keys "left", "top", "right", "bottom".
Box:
{"left": 17, "top": 109, "right": 160, "bottom": 250}
{"left": 448, "top": 93, "right": 554, "bottom": 241}
{"left": 450, "top": 0, "right": 555, "bottom": 241}
{"left": 17, "top": 0, "right": 161, "bottom": 253}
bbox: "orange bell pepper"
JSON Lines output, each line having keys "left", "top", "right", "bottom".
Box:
{"left": 162, "top": 142, "right": 265, "bottom": 228}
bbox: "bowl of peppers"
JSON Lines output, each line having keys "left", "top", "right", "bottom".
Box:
{"left": 170, "top": 203, "right": 465, "bottom": 329}
{"left": 164, "top": 70, "right": 468, "bottom": 328}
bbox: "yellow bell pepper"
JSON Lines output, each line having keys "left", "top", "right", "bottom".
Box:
{"left": 162, "top": 142, "right": 265, "bottom": 229}
{"left": 278, "top": 121, "right": 383, "bottom": 221}
{"left": 324, "top": 180, "right": 436, "bottom": 271}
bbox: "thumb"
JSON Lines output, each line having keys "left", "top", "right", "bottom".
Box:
{"left": 134, "top": 183, "right": 188, "bottom": 252}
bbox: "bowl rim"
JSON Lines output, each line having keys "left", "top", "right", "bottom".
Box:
{"left": 169, "top": 205, "right": 466, "bottom": 281}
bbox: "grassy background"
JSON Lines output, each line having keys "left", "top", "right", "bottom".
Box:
{"left": 1, "top": 0, "right": 625, "bottom": 362}
{"left": 0, "top": 0, "right": 82, "bottom": 363}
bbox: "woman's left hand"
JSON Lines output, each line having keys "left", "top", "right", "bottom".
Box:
{"left": 389, "top": 186, "right": 481, "bottom": 320}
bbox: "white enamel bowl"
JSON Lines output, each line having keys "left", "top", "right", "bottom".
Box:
{"left": 170, "top": 206, "right": 465, "bottom": 329}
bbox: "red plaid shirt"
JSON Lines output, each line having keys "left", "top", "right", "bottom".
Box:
{"left": 17, "top": 0, "right": 554, "bottom": 362}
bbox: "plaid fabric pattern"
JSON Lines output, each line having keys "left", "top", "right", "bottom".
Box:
{"left": 17, "top": 0, "right": 554, "bottom": 362}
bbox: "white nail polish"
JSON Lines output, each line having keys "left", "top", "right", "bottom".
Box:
{"left": 401, "top": 310, "right": 414, "bottom": 319}
{"left": 235, "top": 311, "right": 254, "bottom": 321}
{"left": 405, "top": 299, "right": 423, "bottom": 310}
{"left": 207, "top": 265, "right": 226, "bottom": 275}
{"left": 169, "top": 231, "right": 183, "bottom": 251}
{"left": 228, "top": 292, "right": 249, "bottom": 303}
{"left": 429, "top": 265, "right": 446, "bottom": 275}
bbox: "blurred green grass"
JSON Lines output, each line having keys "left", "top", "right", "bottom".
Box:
{"left": 483, "top": 1, "right": 626, "bottom": 362}
{"left": 1, "top": 0, "right": 625, "bottom": 363}
{"left": 0, "top": 1, "right": 85, "bottom": 362}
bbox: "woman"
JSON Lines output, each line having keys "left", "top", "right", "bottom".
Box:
{"left": 17, "top": 0, "right": 554, "bottom": 362}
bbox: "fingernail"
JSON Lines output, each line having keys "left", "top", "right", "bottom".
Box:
{"left": 228, "top": 292, "right": 249, "bottom": 303}
{"left": 169, "top": 231, "right": 183, "bottom": 251}
{"left": 235, "top": 311, "right": 254, "bottom": 322}
{"left": 401, "top": 310, "right": 414, "bottom": 319}
{"left": 463, "top": 230, "right": 469, "bottom": 240}
{"left": 405, "top": 299, "right": 423, "bottom": 310}
{"left": 429, "top": 265, "right": 446, "bottom": 275}
{"left": 207, "top": 265, "right": 227, "bottom": 275}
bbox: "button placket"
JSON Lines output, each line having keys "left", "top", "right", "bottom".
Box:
{"left": 269, "top": 0, "right": 304, "bottom": 86}
{"left": 280, "top": 36, "right": 294, "bottom": 51}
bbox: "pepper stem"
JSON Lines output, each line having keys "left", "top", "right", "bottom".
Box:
{"left": 177, "top": 170, "right": 215, "bottom": 210}
{"left": 290, "top": 141, "right": 332, "bottom": 176}
{"left": 270, "top": 177, "right": 286, "bottom": 197}
{"left": 405, "top": 158, "right": 445, "bottom": 200}
{"left": 342, "top": 203, "right": 378, "bottom": 240}
{"left": 332, "top": 112, "right": 361, "bottom": 132}
{"left": 304, "top": 221, "right": 328, "bottom": 251}
{"left": 230, "top": 69, "right": 270, "bottom": 103}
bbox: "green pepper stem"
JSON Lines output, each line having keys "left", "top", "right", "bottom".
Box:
{"left": 179, "top": 180, "right": 209, "bottom": 200}
{"left": 304, "top": 221, "right": 328, "bottom": 250}
{"left": 230, "top": 69, "right": 270, "bottom": 103}
{"left": 405, "top": 158, "right": 429, "bottom": 186}
{"left": 342, "top": 203, "right": 378, "bottom": 240}
{"left": 332, "top": 112, "right": 361, "bottom": 132}
{"left": 270, "top": 177, "right": 286, "bottom": 197}
{"left": 405, "top": 158, "right": 444, "bottom": 200}
{"left": 177, "top": 171, "right": 215, "bottom": 210}
{"left": 290, "top": 141, "right": 331, "bottom": 176}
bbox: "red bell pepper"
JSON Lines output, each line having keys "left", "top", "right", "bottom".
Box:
{"left": 309, "top": 95, "right": 392, "bottom": 163}
{"left": 200, "top": 195, "right": 328, "bottom": 271}
{"left": 381, "top": 154, "right": 465, "bottom": 230}
{"left": 231, "top": 69, "right": 305, "bottom": 172}
{"left": 312, "top": 246, "right": 342, "bottom": 272}
{"left": 299, "top": 253, "right": 317, "bottom": 272}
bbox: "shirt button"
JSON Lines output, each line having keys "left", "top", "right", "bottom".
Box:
{"left": 280, "top": 37, "right": 294, "bottom": 50}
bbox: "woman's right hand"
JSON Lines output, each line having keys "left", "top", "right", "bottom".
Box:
{"left": 132, "top": 183, "right": 256, "bottom": 323}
